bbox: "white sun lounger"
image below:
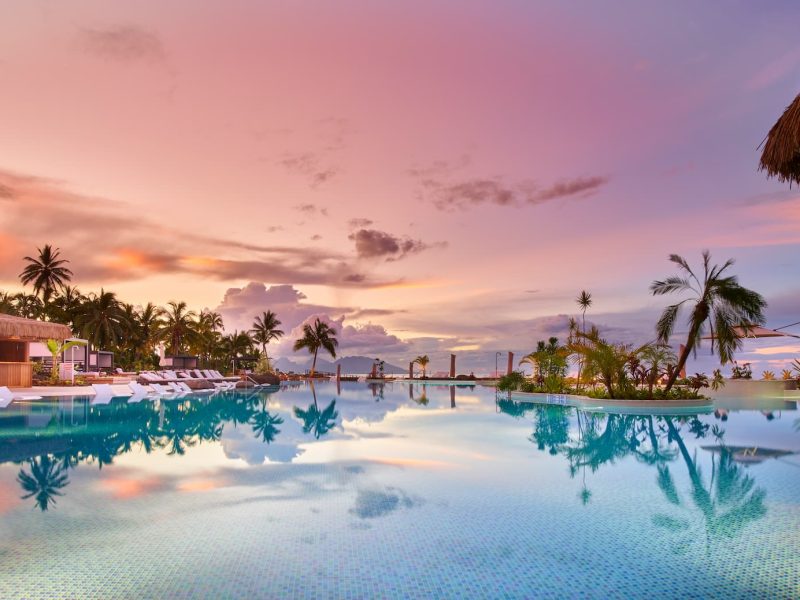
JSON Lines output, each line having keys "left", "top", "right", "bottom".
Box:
{"left": 0, "top": 386, "right": 43, "bottom": 408}
{"left": 127, "top": 382, "right": 157, "bottom": 403}
{"left": 150, "top": 383, "right": 182, "bottom": 399}
{"left": 90, "top": 383, "right": 125, "bottom": 405}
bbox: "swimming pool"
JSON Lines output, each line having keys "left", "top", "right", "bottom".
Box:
{"left": 0, "top": 381, "right": 797, "bottom": 598}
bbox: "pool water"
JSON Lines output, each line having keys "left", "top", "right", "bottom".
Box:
{"left": 0, "top": 381, "right": 798, "bottom": 599}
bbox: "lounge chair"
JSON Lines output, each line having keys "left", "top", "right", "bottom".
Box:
{"left": 0, "top": 386, "right": 43, "bottom": 408}
{"left": 91, "top": 383, "right": 125, "bottom": 405}
{"left": 128, "top": 382, "right": 157, "bottom": 402}
{"left": 150, "top": 383, "right": 183, "bottom": 399}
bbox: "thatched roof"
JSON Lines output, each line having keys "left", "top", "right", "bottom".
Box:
{"left": 759, "top": 93, "right": 800, "bottom": 186}
{"left": 0, "top": 313, "right": 72, "bottom": 342}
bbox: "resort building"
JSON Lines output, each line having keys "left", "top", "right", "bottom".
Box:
{"left": 0, "top": 314, "right": 71, "bottom": 387}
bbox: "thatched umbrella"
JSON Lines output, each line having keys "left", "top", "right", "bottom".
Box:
{"left": 0, "top": 314, "right": 71, "bottom": 341}
{"left": 759, "top": 93, "right": 800, "bottom": 185}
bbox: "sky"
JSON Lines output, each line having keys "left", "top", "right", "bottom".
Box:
{"left": 0, "top": 1, "right": 799, "bottom": 374}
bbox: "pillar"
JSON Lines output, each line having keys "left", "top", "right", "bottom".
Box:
{"left": 507, "top": 352, "right": 514, "bottom": 376}
{"left": 450, "top": 354, "right": 456, "bottom": 378}
{"left": 336, "top": 364, "right": 341, "bottom": 381}
{"left": 450, "top": 386, "right": 456, "bottom": 408}
{"left": 409, "top": 362, "right": 414, "bottom": 379}
{"left": 370, "top": 363, "right": 377, "bottom": 378}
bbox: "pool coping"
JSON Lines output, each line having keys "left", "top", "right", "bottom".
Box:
{"left": 509, "top": 391, "right": 714, "bottom": 415}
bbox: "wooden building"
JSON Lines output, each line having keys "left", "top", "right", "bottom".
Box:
{"left": 0, "top": 314, "right": 71, "bottom": 387}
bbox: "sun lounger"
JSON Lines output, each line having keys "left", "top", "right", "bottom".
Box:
{"left": 90, "top": 383, "right": 124, "bottom": 405}
{"left": 0, "top": 386, "right": 43, "bottom": 408}
{"left": 149, "top": 383, "right": 181, "bottom": 398}
{"left": 127, "top": 382, "right": 157, "bottom": 402}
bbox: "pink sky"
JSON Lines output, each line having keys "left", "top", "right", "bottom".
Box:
{"left": 1, "top": 1, "right": 799, "bottom": 373}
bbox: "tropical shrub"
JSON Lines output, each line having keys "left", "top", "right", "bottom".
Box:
{"left": 761, "top": 370, "right": 775, "bottom": 381}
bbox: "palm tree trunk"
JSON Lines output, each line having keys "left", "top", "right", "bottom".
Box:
{"left": 310, "top": 348, "right": 318, "bottom": 377}
{"left": 665, "top": 336, "right": 696, "bottom": 392}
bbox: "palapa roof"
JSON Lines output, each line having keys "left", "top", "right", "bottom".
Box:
{"left": 0, "top": 313, "right": 72, "bottom": 342}
{"left": 701, "top": 325, "right": 800, "bottom": 340}
{"left": 759, "top": 93, "right": 800, "bottom": 186}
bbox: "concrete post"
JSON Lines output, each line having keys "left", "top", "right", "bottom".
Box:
{"left": 507, "top": 352, "right": 514, "bottom": 376}
{"left": 370, "top": 363, "right": 377, "bottom": 378}
{"left": 450, "top": 354, "right": 456, "bottom": 378}
{"left": 336, "top": 364, "right": 341, "bottom": 381}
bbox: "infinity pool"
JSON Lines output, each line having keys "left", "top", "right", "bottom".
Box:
{"left": 0, "top": 381, "right": 798, "bottom": 599}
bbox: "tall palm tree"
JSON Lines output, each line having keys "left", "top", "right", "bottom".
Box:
{"left": 76, "top": 289, "right": 127, "bottom": 349}
{"left": 293, "top": 318, "right": 338, "bottom": 376}
{"left": 651, "top": 251, "right": 766, "bottom": 391}
{"left": 137, "top": 303, "right": 164, "bottom": 359}
{"left": 251, "top": 310, "right": 284, "bottom": 369}
{"left": 413, "top": 355, "right": 430, "bottom": 378}
{"left": 159, "top": 301, "right": 198, "bottom": 355}
{"left": 19, "top": 245, "right": 73, "bottom": 316}
{"left": 575, "top": 291, "right": 592, "bottom": 391}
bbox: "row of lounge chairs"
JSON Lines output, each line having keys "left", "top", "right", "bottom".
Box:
{"left": 88, "top": 379, "right": 233, "bottom": 405}
{"left": 138, "top": 369, "right": 241, "bottom": 386}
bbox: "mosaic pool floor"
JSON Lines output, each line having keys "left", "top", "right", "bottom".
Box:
{"left": 0, "top": 381, "right": 798, "bottom": 598}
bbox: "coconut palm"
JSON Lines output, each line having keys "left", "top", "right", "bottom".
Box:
{"left": 413, "top": 355, "right": 430, "bottom": 378}
{"left": 570, "top": 328, "right": 632, "bottom": 398}
{"left": 51, "top": 285, "right": 85, "bottom": 328}
{"left": 250, "top": 399, "right": 284, "bottom": 444}
{"left": 200, "top": 310, "right": 224, "bottom": 333}
{"left": 293, "top": 318, "right": 338, "bottom": 376}
{"left": 76, "top": 289, "right": 127, "bottom": 349}
{"left": 651, "top": 251, "right": 766, "bottom": 391}
{"left": 222, "top": 330, "right": 253, "bottom": 372}
{"left": 17, "top": 455, "right": 70, "bottom": 511}
{"left": 12, "top": 293, "right": 43, "bottom": 319}
{"left": 19, "top": 245, "right": 73, "bottom": 315}
{"left": 0, "top": 291, "right": 16, "bottom": 315}
{"left": 159, "top": 301, "right": 198, "bottom": 355}
{"left": 251, "top": 310, "right": 283, "bottom": 370}
{"left": 575, "top": 291, "right": 592, "bottom": 390}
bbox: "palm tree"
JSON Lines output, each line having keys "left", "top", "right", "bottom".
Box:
{"left": 17, "top": 455, "right": 70, "bottom": 511}
{"left": 222, "top": 330, "right": 253, "bottom": 373}
{"left": 575, "top": 291, "right": 592, "bottom": 391}
{"left": 200, "top": 310, "right": 224, "bottom": 333}
{"left": 0, "top": 291, "right": 16, "bottom": 315}
{"left": 251, "top": 310, "right": 284, "bottom": 370}
{"left": 19, "top": 245, "right": 73, "bottom": 316}
{"left": 159, "top": 301, "right": 198, "bottom": 355}
{"left": 137, "top": 303, "right": 164, "bottom": 360}
{"left": 637, "top": 343, "right": 676, "bottom": 398}
{"left": 46, "top": 339, "right": 87, "bottom": 383}
{"left": 12, "top": 293, "right": 43, "bottom": 319}
{"left": 293, "top": 318, "right": 338, "bottom": 376}
{"left": 51, "top": 285, "right": 85, "bottom": 327}
{"left": 651, "top": 251, "right": 766, "bottom": 391}
{"left": 413, "top": 355, "right": 430, "bottom": 378}
{"left": 76, "top": 289, "right": 127, "bottom": 349}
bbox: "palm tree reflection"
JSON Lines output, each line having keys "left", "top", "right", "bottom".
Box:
{"left": 17, "top": 455, "right": 70, "bottom": 511}
{"left": 497, "top": 397, "right": 769, "bottom": 545}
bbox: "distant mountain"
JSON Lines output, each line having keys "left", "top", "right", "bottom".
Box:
{"left": 273, "top": 355, "right": 405, "bottom": 375}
